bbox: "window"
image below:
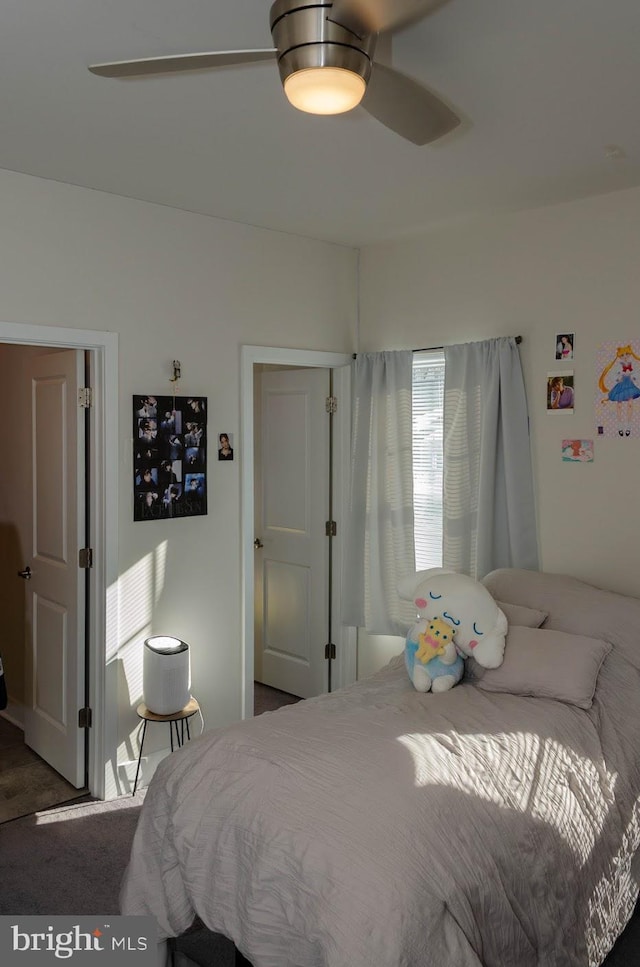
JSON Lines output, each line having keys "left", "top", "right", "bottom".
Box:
{"left": 412, "top": 350, "right": 445, "bottom": 569}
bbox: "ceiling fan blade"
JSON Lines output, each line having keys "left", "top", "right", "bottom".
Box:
{"left": 329, "top": 0, "right": 448, "bottom": 36}
{"left": 88, "top": 49, "right": 277, "bottom": 78}
{"left": 362, "top": 62, "right": 460, "bottom": 145}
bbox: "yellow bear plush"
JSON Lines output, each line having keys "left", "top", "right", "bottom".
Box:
{"left": 416, "top": 617, "right": 455, "bottom": 663}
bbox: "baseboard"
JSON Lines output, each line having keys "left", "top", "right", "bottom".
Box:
{"left": 1, "top": 699, "right": 25, "bottom": 730}
{"left": 118, "top": 749, "right": 169, "bottom": 793}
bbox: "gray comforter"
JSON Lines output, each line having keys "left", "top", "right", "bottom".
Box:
{"left": 120, "top": 569, "right": 640, "bottom": 967}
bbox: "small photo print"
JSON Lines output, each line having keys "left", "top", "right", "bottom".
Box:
{"left": 547, "top": 371, "right": 574, "bottom": 413}
{"left": 135, "top": 396, "right": 158, "bottom": 419}
{"left": 185, "top": 446, "right": 204, "bottom": 467}
{"left": 185, "top": 472, "right": 206, "bottom": 496}
{"left": 137, "top": 418, "right": 157, "bottom": 442}
{"left": 555, "top": 333, "right": 575, "bottom": 360}
{"left": 186, "top": 397, "right": 206, "bottom": 416}
{"left": 135, "top": 467, "right": 158, "bottom": 489}
{"left": 562, "top": 439, "right": 593, "bottom": 462}
{"left": 218, "top": 432, "right": 234, "bottom": 461}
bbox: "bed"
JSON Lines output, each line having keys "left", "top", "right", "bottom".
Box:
{"left": 120, "top": 568, "right": 640, "bottom": 966}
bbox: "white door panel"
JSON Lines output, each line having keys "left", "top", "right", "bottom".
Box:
{"left": 23, "top": 350, "right": 85, "bottom": 788}
{"left": 264, "top": 559, "right": 310, "bottom": 664}
{"left": 256, "top": 368, "right": 330, "bottom": 698}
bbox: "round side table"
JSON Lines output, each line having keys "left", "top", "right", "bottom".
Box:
{"left": 133, "top": 696, "right": 200, "bottom": 795}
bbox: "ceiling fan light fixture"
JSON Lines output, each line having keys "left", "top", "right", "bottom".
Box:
{"left": 284, "top": 66, "right": 366, "bottom": 115}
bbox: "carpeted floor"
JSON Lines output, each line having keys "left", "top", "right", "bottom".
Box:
{"left": 0, "top": 793, "right": 145, "bottom": 916}
{"left": 0, "top": 715, "right": 89, "bottom": 824}
{"left": 253, "top": 681, "right": 301, "bottom": 715}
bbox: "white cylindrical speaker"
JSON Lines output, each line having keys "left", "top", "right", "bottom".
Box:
{"left": 143, "top": 636, "right": 190, "bottom": 715}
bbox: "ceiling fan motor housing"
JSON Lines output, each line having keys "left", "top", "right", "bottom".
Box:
{"left": 270, "top": 0, "right": 376, "bottom": 87}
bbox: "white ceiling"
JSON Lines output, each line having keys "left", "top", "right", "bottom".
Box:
{"left": 2, "top": 0, "right": 639, "bottom": 246}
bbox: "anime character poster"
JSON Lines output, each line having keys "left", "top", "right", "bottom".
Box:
{"left": 133, "top": 395, "right": 207, "bottom": 521}
{"left": 595, "top": 342, "right": 640, "bottom": 439}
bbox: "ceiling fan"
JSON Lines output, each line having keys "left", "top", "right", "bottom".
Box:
{"left": 88, "top": 0, "right": 460, "bottom": 146}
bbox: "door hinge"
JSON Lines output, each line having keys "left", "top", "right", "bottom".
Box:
{"left": 324, "top": 643, "right": 336, "bottom": 661}
{"left": 79, "top": 547, "right": 93, "bottom": 569}
{"left": 325, "top": 395, "right": 338, "bottom": 414}
{"left": 78, "top": 387, "right": 93, "bottom": 408}
{"left": 78, "top": 707, "right": 92, "bottom": 729}
{"left": 325, "top": 520, "right": 337, "bottom": 537}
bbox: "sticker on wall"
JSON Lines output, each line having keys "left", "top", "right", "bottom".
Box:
{"left": 596, "top": 342, "right": 640, "bottom": 439}
{"left": 562, "top": 439, "right": 593, "bottom": 462}
{"left": 547, "top": 371, "right": 574, "bottom": 413}
{"left": 555, "top": 332, "right": 575, "bottom": 361}
{"left": 133, "top": 395, "right": 208, "bottom": 521}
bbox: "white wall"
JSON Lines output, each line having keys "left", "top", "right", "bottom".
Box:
{"left": 357, "top": 186, "right": 640, "bottom": 676}
{"left": 359, "top": 187, "right": 640, "bottom": 589}
{"left": 0, "top": 168, "right": 358, "bottom": 795}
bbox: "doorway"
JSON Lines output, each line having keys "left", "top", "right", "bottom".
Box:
{"left": 0, "top": 320, "right": 118, "bottom": 802}
{"left": 253, "top": 365, "right": 332, "bottom": 699}
{"left": 241, "top": 346, "right": 356, "bottom": 720}
{"left": 0, "top": 346, "right": 87, "bottom": 793}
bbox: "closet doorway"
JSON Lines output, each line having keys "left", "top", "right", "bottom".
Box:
{"left": 254, "top": 365, "right": 331, "bottom": 699}
{"left": 241, "top": 346, "right": 356, "bottom": 719}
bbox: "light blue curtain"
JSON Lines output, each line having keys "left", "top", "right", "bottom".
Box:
{"left": 342, "top": 351, "right": 417, "bottom": 635}
{"left": 443, "top": 336, "right": 539, "bottom": 578}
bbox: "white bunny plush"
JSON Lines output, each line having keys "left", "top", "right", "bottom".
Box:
{"left": 399, "top": 568, "right": 508, "bottom": 691}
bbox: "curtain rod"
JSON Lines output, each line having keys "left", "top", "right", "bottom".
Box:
{"left": 352, "top": 335, "right": 522, "bottom": 359}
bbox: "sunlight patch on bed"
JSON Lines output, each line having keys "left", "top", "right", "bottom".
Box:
{"left": 397, "top": 730, "right": 617, "bottom": 863}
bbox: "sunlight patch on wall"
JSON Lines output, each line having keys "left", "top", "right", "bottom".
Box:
{"left": 106, "top": 540, "right": 169, "bottom": 709}
{"left": 117, "top": 554, "right": 155, "bottom": 646}
{"left": 112, "top": 541, "right": 168, "bottom": 708}
{"left": 107, "top": 541, "right": 169, "bottom": 657}
{"left": 118, "top": 625, "right": 151, "bottom": 707}
{"left": 154, "top": 539, "right": 168, "bottom": 604}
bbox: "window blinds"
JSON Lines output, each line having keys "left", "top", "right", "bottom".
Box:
{"left": 412, "top": 350, "right": 445, "bottom": 570}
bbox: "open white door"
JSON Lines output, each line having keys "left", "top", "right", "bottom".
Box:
{"left": 23, "top": 350, "right": 86, "bottom": 788}
{"left": 255, "top": 367, "right": 330, "bottom": 698}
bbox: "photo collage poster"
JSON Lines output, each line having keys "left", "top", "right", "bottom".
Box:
{"left": 134, "top": 395, "right": 207, "bottom": 521}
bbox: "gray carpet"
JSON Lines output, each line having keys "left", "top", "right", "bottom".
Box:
{"left": 253, "top": 681, "right": 301, "bottom": 715}
{"left": 0, "top": 715, "right": 88, "bottom": 824}
{"left": 0, "top": 794, "right": 145, "bottom": 916}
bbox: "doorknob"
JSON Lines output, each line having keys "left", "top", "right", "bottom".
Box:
{"left": 254, "top": 538, "right": 264, "bottom": 549}
{"left": 17, "top": 566, "right": 32, "bottom": 580}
